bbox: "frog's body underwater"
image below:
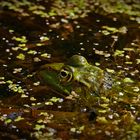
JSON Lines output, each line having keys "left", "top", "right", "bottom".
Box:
{"left": 38, "top": 55, "right": 113, "bottom": 97}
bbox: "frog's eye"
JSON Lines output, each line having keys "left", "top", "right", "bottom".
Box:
{"left": 59, "top": 68, "right": 73, "bottom": 84}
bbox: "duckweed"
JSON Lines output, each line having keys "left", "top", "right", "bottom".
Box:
{"left": 41, "top": 53, "right": 51, "bottom": 58}
{"left": 96, "top": 116, "right": 108, "bottom": 124}
{"left": 0, "top": 0, "right": 140, "bottom": 139}
{"left": 14, "top": 116, "right": 24, "bottom": 122}
{"left": 16, "top": 53, "right": 25, "bottom": 60}
{"left": 34, "top": 124, "right": 45, "bottom": 131}
{"left": 12, "top": 36, "right": 27, "bottom": 43}
{"left": 123, "top": 77, "right": 134, "bottom": 83}
{"left": 114, "top": 50, "right": 125, "bottom": 57}
{"left": 27, "top": 50, "right": 37, "bottom": 55}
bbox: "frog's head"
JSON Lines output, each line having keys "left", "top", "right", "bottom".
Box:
{"left": 58, "top": 55, "right": 89, "bottom": 84}
{"left": 38, "top": 55, "right": 105, "bottom": 96}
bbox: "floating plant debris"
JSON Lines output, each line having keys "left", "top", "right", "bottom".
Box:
{"left": 0, "top": 0, "right": 140, "bottom": 139}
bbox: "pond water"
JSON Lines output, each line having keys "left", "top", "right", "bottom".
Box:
{"left": 0, "top": 0, "right": 140, "bottom": 139}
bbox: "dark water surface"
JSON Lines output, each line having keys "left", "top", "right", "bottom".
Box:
{"left": 0, "top": 1, "right": 140, "bottom": 139}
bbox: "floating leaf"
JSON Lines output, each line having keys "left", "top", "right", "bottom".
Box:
{"left": 37, "top": 119, "right": 44, "bottom": 123}
{"left": 41, "top": 53, "right": 51, "bottom": 58}
{"left": 70, "top": 127, "right": 76, "bottom": 132}
{"left": 21, "top": 94, "right": 28, "bottom": 98}
{"left": 102, "top": 30, "right": 110, "bottom": 35}
{"left": 33, "top": 81, "right": 40, "bottom": 86}
{"left": 118, "top": 26, "right": 127, "bottom": 34}
{"left": 45, "top": 101, "right": 53, "bottom": 105}
{"left": 40, "top": 36, "right": 49, "bottom": 42}
{"left": 15, "top": 116, "right": 24, "bottom": 122}
{"left": 12, "top": 36, "right": 27, "bottom": 43}
{"left": 114, "top": 50, "right": 124, "bottom": 57}
{"left": 13, "top": 68, "right": 22, "bottom": 74}
{"left": 102, "top": 26, "right": 118, "bottom": 33}
{"left": 16, "top": 53, "right": 25, "bottom": 60}
{"left": 133, "top": 87, "right": 139, "bottom": 92}
{"left": 27, "top": 50, "right": 37, "bottom": 55}
{"left": 5, "top": 119, "right": 12, "bottom": 124}
{"left": 136, "top": 59, "right": 140, "bottom": 64}
{"left": 34, "top": 57, "right": 41, "bottom": 62}
{"left": 123, "top": 77, "right": 134, "bottom": 83}
{"left": 30, "top": 97, "right": 36, "bottom": 101}
{"left": 96, "top": 116, "right": 108, "bottom": 124}
{"left": 125, "top": 61, "right": 133, "bottom": 64}
{"left": 34, "top": 124, "right": 45, "bottom": 131}
{"left": 106, "top": 68, "right": 115, "bottom": 73}
{"left": 123, "top": 48, "right": 134, "bottom": 51}
{"left": 98, "top": 109, "right": 107, "bottom": 113}
{"left": 95, "top": 62, "right": 100, "bottom": 66}
{"left": 50, "top": 97, "right": 60, "bottom": 103}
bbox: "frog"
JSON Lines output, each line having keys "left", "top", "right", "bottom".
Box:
{"left": 38, "top": 55, "right": 113, "bottom": 97}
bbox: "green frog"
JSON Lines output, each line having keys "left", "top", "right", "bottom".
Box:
{"left": 35, "top": 55, "right": 140, "bottom": 111}
{"left": 38, "top": 55, "right": 113, "bottom": 97}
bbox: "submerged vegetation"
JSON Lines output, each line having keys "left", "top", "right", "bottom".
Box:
{"left": 0, "top": 0, "right": 140, "bottom": 139}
